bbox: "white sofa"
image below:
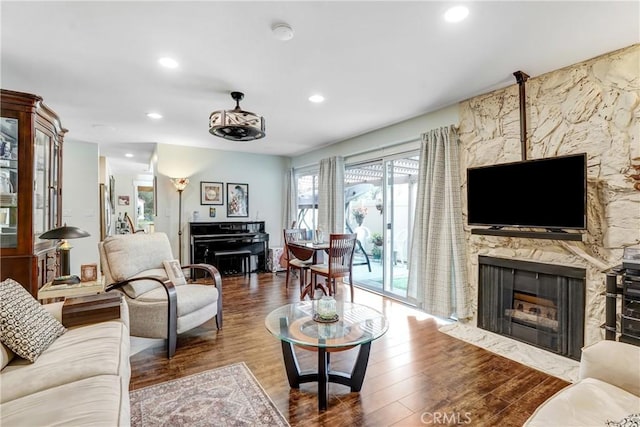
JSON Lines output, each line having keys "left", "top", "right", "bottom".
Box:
{"left": 0, "top": 299, "right": 131, "bottom": 426}
{"left": 525, "top": 340, "right": 640, "bottom": 427}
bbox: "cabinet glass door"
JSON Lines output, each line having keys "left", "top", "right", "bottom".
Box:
{"left": 51, "top": 140, "right": 60, "bottom": 227}
{"left": 0, "top": 117, "right": 18, "bottom": 248}
{"left": 33, "top": 129, "right": 50, "bottom": 244}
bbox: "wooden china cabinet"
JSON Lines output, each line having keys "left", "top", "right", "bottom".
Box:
{"left": 0, "top": 89, "right": 67, "bottom": 296}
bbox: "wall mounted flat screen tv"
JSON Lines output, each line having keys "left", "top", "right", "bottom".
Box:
{"left": 466, "top": 153, "right": 587, "bottom": 230}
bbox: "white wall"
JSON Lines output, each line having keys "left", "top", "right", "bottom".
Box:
{"left": 155, "top": 143, "right": 290, "bottom": 264}
{"left": 61, "top": 140, "right": 100, "bottom": 275}
{"left": 111, "top": 172, "right": 153, "bottom": 230}
{"left": 292, "top": 104, "right": 459, "bottom": 168}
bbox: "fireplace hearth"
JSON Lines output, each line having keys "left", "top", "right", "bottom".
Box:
{"left": 477, "top": 256, "right": 585, "bottom": 360}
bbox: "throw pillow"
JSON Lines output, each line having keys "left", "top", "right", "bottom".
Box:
{"left": 606, "top": 414, "right": 640, "bottom": 427}
{"left": 0, "top": 278, "right": 66, "bottom": 362}
{"left": 163, "top": 260, "right": 187, "bottom": 286}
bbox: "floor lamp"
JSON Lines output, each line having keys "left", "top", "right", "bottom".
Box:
{"left": 171, "top": 178, "right": 189, "bottom": 264}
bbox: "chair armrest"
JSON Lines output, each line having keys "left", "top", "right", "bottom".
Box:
{"left": 105, "top": 275, "right": 176, "bottom": 297}
{"left": 182, "top": 263, "right": 223, "bottom": 329}
{"left": 579, "top": 340, "right": 640, "bottom": 396}
{"left": 106, "top": 276, "right": 178, "bottom": 358}
{"left": 182, "top": 263, "right": 222, "bottom": 284}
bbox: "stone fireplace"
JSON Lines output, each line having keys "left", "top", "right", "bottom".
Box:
{"left": 458, "top": 44, "right": 640, "bottom": 348}
{"left": 477, "top": 256, "right": 585, "bottom": 360}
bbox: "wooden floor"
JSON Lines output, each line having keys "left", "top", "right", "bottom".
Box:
{"left": 129, "top": 273, "right": 569, "bottom": 426}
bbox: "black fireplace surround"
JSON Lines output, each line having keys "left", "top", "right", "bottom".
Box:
{"left": 477, "top": 256, "right": 586, "bottom": 360}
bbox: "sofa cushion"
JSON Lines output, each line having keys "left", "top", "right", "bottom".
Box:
{"left": 102, "top": 233, "right": 173, "bottom": 282}
{"left": 580, "top": 340, "right": 640, "bottom": 396}
{"left": 524, "top": 378, "right": 640, "bottom": 427}
{"left": 0, "top": 278, "right": 66, "bottom": 362}
{"left": 0, "top": 342, "right": 14, "bottom": 370}
{"left": 0, "top": 375, "right": 129, "bottom": 427}
{"left": 0, "top": 320, "right": 129, "bottom": 403}
{"left": 137, "top": 284, "right": 219, "bottom": 317}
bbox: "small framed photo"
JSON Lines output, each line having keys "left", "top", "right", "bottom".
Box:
{"left": 80, "top": 263, "right": 98, "bottom": 282}
{"left": 227, "top": 183, "right": 249, "bottom": 217}
{"left": 200, "top": 181, "right": 223, "bottom": 205}
{"left": 209, "top": 207, "right": 216, "bottom": 218}
{"left": 117, "top": 195, "right": 130, "bottom": 206}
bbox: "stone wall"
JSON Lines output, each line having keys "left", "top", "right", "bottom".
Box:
{"left": 458, "top": 44, "right": 640, "bottom": 345}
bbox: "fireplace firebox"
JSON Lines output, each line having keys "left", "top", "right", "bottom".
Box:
{"left": 477, "top": 256, "right": 585, "bottom": 360}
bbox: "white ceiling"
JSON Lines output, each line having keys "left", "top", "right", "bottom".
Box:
{"left": 2, "top": 1, "right": 638, "bottom": 173}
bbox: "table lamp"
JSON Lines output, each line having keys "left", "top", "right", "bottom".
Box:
{"left": 40, "top": 224, "right": 90, "bottom": 285}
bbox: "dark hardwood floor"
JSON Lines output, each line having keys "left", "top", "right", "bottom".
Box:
{"left": 129, "top": 273, "right": 569, "bottom": 426}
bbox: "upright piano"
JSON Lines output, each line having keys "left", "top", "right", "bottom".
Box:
{"left": 189, "top": 221, "right": 269, "bottom": 275}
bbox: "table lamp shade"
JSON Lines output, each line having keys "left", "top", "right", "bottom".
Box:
{"left": 40, "top": 225, "right": 90, "bottom": 240}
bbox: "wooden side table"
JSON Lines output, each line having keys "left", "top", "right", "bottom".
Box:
{"left": 62, "top": 293, "right": 122, "bottom": 327}
{"left": 38, "top": 277, "right": 105, "bottom": 301}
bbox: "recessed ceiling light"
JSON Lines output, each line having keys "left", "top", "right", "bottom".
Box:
{"left": 444, "top": 5, "right": 469, "bottom": 23}
{"left": 158, "top": 57, "right": 179, "bottom": 68}
{"left": 146, "top": 112, "right": 163, "bottom": 119}
{"left": 309, "top": 94, "right": 325, "bottom": 103}
{"left": 125, "top": 153, "right": 134, "bottom": 158}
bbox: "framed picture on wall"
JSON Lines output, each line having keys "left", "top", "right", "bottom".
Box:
{"left": 200, "top": 181, "right": 223, "bottom": 205}
{"left": 109, "top": 175, "right": 115, "bottom": 213}
{"left": 227, "top": 183, "right": 248, "bottom": 217}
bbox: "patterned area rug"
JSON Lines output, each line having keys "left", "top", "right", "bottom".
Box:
{"left": 130, "top": 362, "right": 289, "bottom": 426}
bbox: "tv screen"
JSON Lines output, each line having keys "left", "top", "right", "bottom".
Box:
{"left": 466, "top": 153, "right": 586, "bottom": 230}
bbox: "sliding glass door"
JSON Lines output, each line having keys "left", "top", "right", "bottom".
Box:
{"left": 346, "top": 153, "right": 419, "bottom": 300}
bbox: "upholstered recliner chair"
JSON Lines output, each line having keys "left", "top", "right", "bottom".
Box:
{"left": 99, "top": 232, "right": 222, "bottom": 358}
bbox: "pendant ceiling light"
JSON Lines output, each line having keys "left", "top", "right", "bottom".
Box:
{"left": 209, "top": 91, "right": 265, "bottom": 142}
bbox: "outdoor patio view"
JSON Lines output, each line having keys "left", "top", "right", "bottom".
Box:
{"left": 296, "top": 153, "right": 419, "bottom": 302}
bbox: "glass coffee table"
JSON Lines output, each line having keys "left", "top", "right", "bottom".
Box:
{"left": 265, "top": 301, "right": 388, "bottom": 411}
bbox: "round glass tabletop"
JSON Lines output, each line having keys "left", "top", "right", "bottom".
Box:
{"left": 265, "top": 301, "right": 388, "bottom": 349}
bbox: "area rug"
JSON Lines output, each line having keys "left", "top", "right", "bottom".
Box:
{"left": 439, "top": 322, "right": 579, "bottom": 383}
{"left": 130, "top": 362, "right": 289, "bottom": 426}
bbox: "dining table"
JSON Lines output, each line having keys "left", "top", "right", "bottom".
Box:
{"left": 286, "top": 240, "right": 330, "bottom": 299}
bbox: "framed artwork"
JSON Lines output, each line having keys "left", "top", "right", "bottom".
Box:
{"left": 227, "top": 183, "right": 248, "bottom": 217}
{"left": 99, "top": 183, "right": 112, "bottom": 240}
{"left": 209, "top": 207, "right": 217, "bottom": 218}
{"left": 80, "top": 263, "right": 98, "bottom": 282}
{"left": 200, "top": 181, "right": 223, "bottom": 205}
{"left": 109, "top": 175, "right": 116, "bottom": 213}
{"left": 117, "top": 195, "right": 130, "bottom": 206}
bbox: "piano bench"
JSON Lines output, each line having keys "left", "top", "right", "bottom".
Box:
{"left": 214, "top": 250, "right": 252, "bottom": 276}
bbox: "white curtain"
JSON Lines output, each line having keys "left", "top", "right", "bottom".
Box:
{"left": 407, "top": 125, "right": 471, "bottom": 319}
{"left": 283, "top": 168, "right": 297, "bottom": 229}
{"left": 318, "top": 156, "right": 344, "bottom": 234}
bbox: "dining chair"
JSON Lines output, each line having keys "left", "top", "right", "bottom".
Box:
{"left": 283, "top": 228, "right": 313, "bottom": 293}
{"left": 309, "top": 233, "right": 357, "bottom": 302}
